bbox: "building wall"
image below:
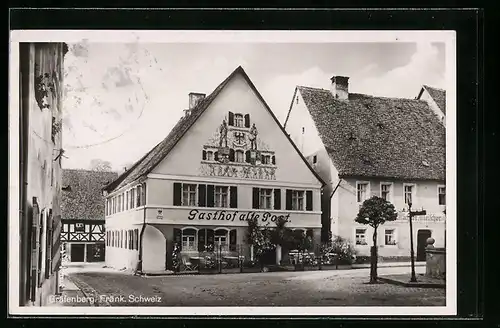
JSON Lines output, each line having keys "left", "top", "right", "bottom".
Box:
{"left": 335, "top": 177, "right": 446, "bottom": 257}
{"left": 20, "top": 43, "right": 65, "bottom": 306}
{"left": 419, "top": 89, "right": 445, "bottom": 125}
{"left": 104, "top": 73, "right": 324, "bottom": 272}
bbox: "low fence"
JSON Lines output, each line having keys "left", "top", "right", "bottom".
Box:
{"left": 167, "top": 242, "right": 353, "bottom": 275}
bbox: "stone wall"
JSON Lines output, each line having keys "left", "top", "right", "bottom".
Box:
{"left": 426, "top": 247, "right": 446, "bottom": 279}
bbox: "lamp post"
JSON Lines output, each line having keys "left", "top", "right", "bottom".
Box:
{"left": 408, "top": 201, "right": 426, "bottom": 283}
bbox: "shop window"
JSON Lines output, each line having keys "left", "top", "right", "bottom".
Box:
{"left": 385, "top": 229, "right": 396, "bottom": 245}
{"left": 355, "top": 228, "right": 367, "bottom": 245}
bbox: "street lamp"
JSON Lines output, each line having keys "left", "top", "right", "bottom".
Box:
{"left": 407, "top": 201, "right": 417, "bottom": 282}
{"left": 408, "top": 201, "right": 427, "bottom": 283}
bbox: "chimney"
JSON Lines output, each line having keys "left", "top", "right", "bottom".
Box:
{"left": 330, "top": 76, "right": 349, "bottom": 100}
{"left": 189, "top": 92, "right": 206, "bottom": 110}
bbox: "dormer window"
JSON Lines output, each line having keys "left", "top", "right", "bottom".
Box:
{"left": 234, "top": 114, "right": 244, "bottom": 127}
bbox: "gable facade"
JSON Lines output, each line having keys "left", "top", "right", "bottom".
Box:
{"left": 104, "top": 68, "right": 324, "bottom": 273}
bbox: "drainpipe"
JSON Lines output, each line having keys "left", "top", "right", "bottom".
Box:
{"left": 329, "top": 178, "right": 342, "bottom": 238}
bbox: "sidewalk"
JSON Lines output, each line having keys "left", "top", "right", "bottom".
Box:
{"left": 378, "top": 273, "right": 446, "bottom": 289}
{"left": 352, "top": 261, "right": 426, "bottom": 269}
{"left": 45, "top": 274, "right": 94, "bottom": 307}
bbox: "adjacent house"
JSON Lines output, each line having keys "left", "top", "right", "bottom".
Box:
{"left": 102, "top": 66, "right": 325, "bottom": 273}
{"left": 61, "top": 169, "right": 118, "bottom": 263}
{"left": 416, "top": 85, "right": 446, "bottom": 125}
{"left": 18, "top": 42, "right": 67, "bottom": 306}
{"left": 284, "top": 75, "right": 446, "bottom": 261}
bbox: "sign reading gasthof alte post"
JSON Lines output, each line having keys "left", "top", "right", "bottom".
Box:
{"left": 188, "top": 209, "right": 291, "bottom": 223}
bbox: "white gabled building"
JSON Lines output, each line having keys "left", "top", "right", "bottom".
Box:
{"left": 284, "top": 76, "right": 446, "bottom": 261}
{"left": 102, "top": 66, "right": 325, "bottom": 273}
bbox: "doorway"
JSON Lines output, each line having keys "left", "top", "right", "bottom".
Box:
{"left": 417, "top": 229, "right": 432, "bottom": 261}
{"left": 70, "top": 244, "right": 85, "bottom": 262}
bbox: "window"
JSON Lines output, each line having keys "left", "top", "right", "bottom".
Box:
{"left": 136, "top": 185, "right": 142, "bottom": 207}
{"left": 291, "top": 190, "right": 305, "bottom": 211}
{"left": 130, "top": 189, "right": 135, "bottom": 209}
{"left": 438, "top": 186, "right": 446, "bottom": 205}
{"left": 385, "top": 229, "right": 396, "bottom": 245}
{"left": 75, "top": 223, "right": 84, "bottom": 232}
{"left": 235, "top": 150, "right": 244, "bottom": 163}
{"left": 234, "top": 114, "right": 244, "bottom": 127}
{"left": 355, "top": 228, "right": 367, "bottom": 245}
{"left": 182, "top": 229, "right": 196, "bottom": 251}
{"left": 404, "top": 184, "right": 414, "bottom": 205}
{"left": 182, "top": 184, "right": 197, "bottom": 206}
{"left": 380, "top": 183, "right": 392, "bottom": 202}
{"left": 356, "top": 182, "right": 369, "bottom": 203}
{"left": 206, "top": 151, "right": 214, "bottom": 161}
{"left": 214, "top": 186, "right": 229, "bottom": 208}
{"left": 261, "top": 155, "right": 271, "bottom": 164}
{"left": 259, "top": 188, "right": 273, "bottom": 209}
{"left": 214, "top": 229, "right": 228, "bottom": 252}
{"left": 312, "top": 155, "right": 317, "bottom": 164}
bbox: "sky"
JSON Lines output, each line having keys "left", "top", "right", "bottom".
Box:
{"left": 61, "top": 41, "right": 446, "bottom": 172}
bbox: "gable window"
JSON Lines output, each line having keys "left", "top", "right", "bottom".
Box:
{"left": 356, "top": 182, "right": 369, "bottom": 203}
{"left": 380, "top": 183, "right": 392, "bottom": 202}
{"left": 214, "top": 186, "right": 229, "bottom": 208}
{"left": 385, "top": 229, "right": 396, "bottom": 245}
{"left": 234, "top": 114, "right": 244, "bottom": 127}
{"left": 182, "top": 184, "right": 197, "bottom": 206}
{"left": 259, "top": 188, "right": 273, "bottom": 209}
{"left": 235, "top": 150, "right": 244, "bottom": 163}
{"left": 75, "top": 223, "right": 84, "bottom": 232}
{"left": 206, "top": 151, "right": 214, "bottom": 161}
{"left": 291, "top": 190, "right": 305, "bottom": 211}
{"left": 261, "top": 155, "right": 271, "bottom": 165}
{"left": 312, "top": 155, "right": 317, "bottom": 164}
{"left": 355, "top": 228, "right": 367, "bottom": 245}
{"left": 404, "top": 184, "right": 415, "bottom": 205}
{"left": 438, "top": 186, "right": 446, "bottom": 205}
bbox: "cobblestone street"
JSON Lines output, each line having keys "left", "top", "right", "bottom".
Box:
{"left": 63, "top": 265, "right": 445, "bottom": 307}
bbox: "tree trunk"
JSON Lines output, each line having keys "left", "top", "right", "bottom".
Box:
{"left": 370, "top": 227, "right": 378, "bottom": 283}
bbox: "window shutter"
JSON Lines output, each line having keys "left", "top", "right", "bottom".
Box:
{"left": 202, "top": 150, "right": 206, "bottom": 160}
{"left": 244, "top": 114, "right": 250, "bottom": 128}
{"left": 198, "top": 184, "right": 207, "bottom": 207}
{"left": 272, "top": 155, "right": 276, "bottom": 165}
{"left": 206, "top": 185, "right": 215, "bottom": 207}
{"left": 198, "top": 229, "right": 206, "bottom": 251}
{"left": 286, "top": 189, "right": 293, "bottom": 210}
{"left": 214, "top": 151, "right": 219, "bottom": 162}
{"left": 306, "top": 190, "right": 313, "bottom": 211}
{"left": 252, "top": 187, "right": 260, "bottom": 209}
{"left": 245, "top": 150, "right": 251, "bottom": 163}
{"left": 274, "top": 189, "right": 281, "bottom": 210}
{"left": 173, "top": 228, "right": 182, "bottom": 251}
{"left": 228, "top": 111, "right": 234, "bottom": 126}
{"left": 207, "top": 229, "right": 215, "bottom": 247}
{"left": 173, "top": 183, "right": 182, "bottom": 206}
{"left": 135, "top": 229, "right": 139, "bottom": 250}
{"left": 230, "top": 186, "right": 238, "bottom": 208}
{"left": 230, "top": 229, "right": 237, "bottom": 245}
{"left": 229, "top": 148, "right": 235, "bottom": 162}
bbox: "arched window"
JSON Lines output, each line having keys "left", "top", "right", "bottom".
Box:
{"left": 182, "top": 228, "right": 197, "bottom": 251}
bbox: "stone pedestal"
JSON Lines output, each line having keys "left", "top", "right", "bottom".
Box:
{"left": 425, "top": 237, "right": 446, "bottom": 279}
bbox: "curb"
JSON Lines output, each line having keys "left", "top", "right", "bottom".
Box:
{"left": 378, "top": 276, "right": 446, "bottom": 289}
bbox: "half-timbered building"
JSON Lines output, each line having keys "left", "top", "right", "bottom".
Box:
{"left": 61, "top": 169, "right": 117, "bottom": 263}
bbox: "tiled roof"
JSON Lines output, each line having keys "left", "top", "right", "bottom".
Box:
{"left": 294, "top": 86, "right": 446, "bottom": 181}
{"left": 62, "top": 169, "right": 118, "bottom": 220}
{"left": 423, "top": 85, "right": 446, "bottom": 114}
{"left": 104, "top": 66, "right": 326, "bottom": 193}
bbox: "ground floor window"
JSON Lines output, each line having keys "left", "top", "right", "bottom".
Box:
{"left": 385, "top": 229, "right": 396, "bottom": 245}
{"left": 355, "top": 228, "right": 367, "bottom": 245}
{"left": 182, "top": 228, "right": 197, "bottom": 251}
{"left": 174, "top": 228, "right": 237, "bottom": 252}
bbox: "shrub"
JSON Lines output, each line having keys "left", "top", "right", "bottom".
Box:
{"left": 321, "top": 235, "right": 357, "bottom": 265}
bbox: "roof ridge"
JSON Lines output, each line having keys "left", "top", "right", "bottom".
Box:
{"left": 423, "top": 84, "right": 446, "bottom": 92}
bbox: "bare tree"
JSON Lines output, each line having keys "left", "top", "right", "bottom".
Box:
{"left": 89, "top": 158, "right": 113, "bottom": 172}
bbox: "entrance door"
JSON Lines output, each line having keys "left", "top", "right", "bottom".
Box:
{"left": 417, "top": 230, "right": 432, "bottom": 261}
{"left": 71, "top": 244, "right": 85, "bottom": 262}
